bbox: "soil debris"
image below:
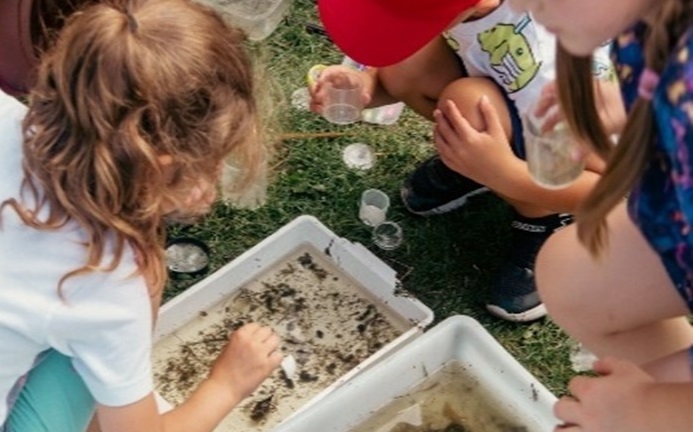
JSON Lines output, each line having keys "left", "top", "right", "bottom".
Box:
{"left": 153, "top": 248, "right": 404, "bottom": 431}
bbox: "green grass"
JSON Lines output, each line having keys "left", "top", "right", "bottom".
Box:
{"left": 165, "top": 0, "right": 575, "bottom": 395}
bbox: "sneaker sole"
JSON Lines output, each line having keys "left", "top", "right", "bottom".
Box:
{"left": 485, "top": 303, "right": 547, "bottom": 323}
{"left": 401, "top": 186, "right": 490, "bottom": 217}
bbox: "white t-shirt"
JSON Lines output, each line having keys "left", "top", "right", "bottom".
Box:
{"left": 0, "top": 90, "right": 154, "bottom": 424}
{"left": 443, "top": 1, "right": 612, "bottom": 114}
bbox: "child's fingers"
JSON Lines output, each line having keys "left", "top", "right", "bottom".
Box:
{"left": 440, "top": 99, "right": 476, "bottom": 138}
{"left": 310, "top": 68, "right": 365, "bottom": 113}
{"left": 432, "top": 119, "right": 450, "bottom": 150}
{"left": 567, "top": 374, "right": 595, "bottom": 399}
{"left": 309, "top": 100, "right": 324, "bottom": 114}
{"left": 553, "top": 396, "right": 582, "bottom": 430}
{"left": 242, "top": 324, "right": 280, "bottom": 348}
{"left": 257, "top": 331, "right": 282, "bottom": 369}
{"left": 535, "top": 82, "right": 558, "bottom": 117}
{"left": 317, "top": 66, "right": 361, "bottom": 87}
{"left": 231, "top": 323, "right": 273, "bottom": 345}
{"left": 267, "top": 349, "right": 284, "bottom": 367}
{"left": 262, "top": 332, "right": 281, "bottom": 351}
{"left": 436, "top": 100, "right": 478, "bottom": 148}
{"left": 477, "top": 95, "right": 504, "bottom": 137}
{"left": 308, "top": 82, "right": 327, "bottom": 113}
{"left": 235, "top": 322, "right": 260, "bottom": 335}
{"left": 432, "top": 108, "right": 458, "bottom": 148}
{"left": 361, "top": 91, "right": 372, "bottom": 107}
{"left": 541, "top": 110, "right": 564, "bottom": 133}
{"left": 591, "top": 356, "right": 621, "bottom": 375}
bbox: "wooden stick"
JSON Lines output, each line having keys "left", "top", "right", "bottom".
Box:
{"left": 278, "top": 131, "right": 353, "bottom": 141}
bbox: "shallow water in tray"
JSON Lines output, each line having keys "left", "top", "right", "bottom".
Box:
{"left": 153, "top": 246, "right": 407, "bottom": 431}
{"left": 350, "top": 361, "right": 534, "bottom": 432}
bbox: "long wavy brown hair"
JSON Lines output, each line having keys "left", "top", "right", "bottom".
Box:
{"left": 556, "top": 0, "right": 692, "bottom": 256}
{"left": 1, "top": 0, "right": 264, "bottom": 296}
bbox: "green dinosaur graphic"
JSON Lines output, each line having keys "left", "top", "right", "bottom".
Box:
{"left": 443, "top": 31, "right": 460, "bottom": 52}
{"left": 478, "top": 19, "right": 540, "bottom": 92}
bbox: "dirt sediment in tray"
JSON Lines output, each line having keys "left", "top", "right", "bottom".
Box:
{"left": 153, "top": 248, "right": 404, "bottom": 431}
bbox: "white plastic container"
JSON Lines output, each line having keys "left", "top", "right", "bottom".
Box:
{"left": 195, "top": 0, "right": 292, "bottom": 41}
{"left": 153, "top": 215, "right": 434, "bottom": 431}
{"left": 274, "top": 315, "right": 560, "bottom": 432}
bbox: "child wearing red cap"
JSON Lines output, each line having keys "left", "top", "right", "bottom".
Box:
{"left": 312, "top": 0, "right": 624, "bottom": 322}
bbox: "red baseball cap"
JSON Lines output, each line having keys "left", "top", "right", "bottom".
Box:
{"left": 318, "top": 0, "right": 481, "bottom": 67}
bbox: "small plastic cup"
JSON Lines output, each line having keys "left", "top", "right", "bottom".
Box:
{"left": 359, "top": 189, "right": 389, "bottom": 227}
{"left": 323, "top": 80, "right": 363, "bottom": 125}
{"left": 522, "top": 114, "right": 585, "bottom": 190}
{"left": 372, "top": 221, "right": 403, "bottom": 250}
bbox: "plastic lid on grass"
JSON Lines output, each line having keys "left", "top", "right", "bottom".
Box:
{"left": 342, "top": 143, "right": 375, "bottom": 170}
{"left": 291, "top": 87, "right": 310, "bottom": 110}
{"left": 165, "top": 237, "right": 210, "bottom": 277}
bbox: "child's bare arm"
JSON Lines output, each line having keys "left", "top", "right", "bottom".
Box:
{"left": 94, "top": 323, "right": 282, "bottom": 432}
{"left": 364, "top": 66, "right": 402, "bottom": 107}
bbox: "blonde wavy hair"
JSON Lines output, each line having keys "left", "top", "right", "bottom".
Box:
{"left": 1, "top": 0, "right": 264, "bottom": 296}
{"left": 556, "top": 0, "right": 692, "bottom": 256}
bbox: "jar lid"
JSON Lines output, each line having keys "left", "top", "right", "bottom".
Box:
{"left": 342, "top": 143, "right": 375, "bottom": 170}
{"left": 165, "top": 237, "right": 210, "bottom": 277}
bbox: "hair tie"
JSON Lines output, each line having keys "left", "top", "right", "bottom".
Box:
{"left": 638, "top": 68, "right": 660, "bottom": 101}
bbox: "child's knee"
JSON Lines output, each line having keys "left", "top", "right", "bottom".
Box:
{"left": 438, "top": 77, "right": 512, "bottom": 135}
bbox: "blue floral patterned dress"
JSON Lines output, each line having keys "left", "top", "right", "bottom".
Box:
{"left": 614, "top": 24, "right": 693, "bottom": 310}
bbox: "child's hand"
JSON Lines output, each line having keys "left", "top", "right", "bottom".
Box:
{"left": 536, "top": 79, "right": 626, "bottom": 138}
{"left": 433, "top": 96, "right": 516, "bottom": 189}
{"left": 533, "top": 81, "right": 566, "bottom": 133}
{"left": 554, "top": 357, "right": 655, "bottom": 432}
{"left": 208, "top": 323, "right": 283, "bottom": 401}
{"left": 308, "top": 65, "right": 371, "bottom": 114}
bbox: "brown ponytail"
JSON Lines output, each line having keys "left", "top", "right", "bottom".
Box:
{"left": 557, "top": 0, "right": 691, "bottom": 256}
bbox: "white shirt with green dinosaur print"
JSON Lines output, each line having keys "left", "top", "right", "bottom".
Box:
{"left": 443, "top": 0, "right": 612, "bottom": 114}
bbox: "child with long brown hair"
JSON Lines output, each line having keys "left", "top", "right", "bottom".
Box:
{"left": 510, "top": 0, "right": 693, "bottom": 430}
{"left": 0, "top": 0, "right": 282, "bottom": 431}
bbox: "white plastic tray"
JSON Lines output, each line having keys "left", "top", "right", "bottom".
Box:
{"left": 153, "top": 215, "right": 434, "bottom": 429}
{"left": 274, "top": 315, "right": 560, "bottom": 432}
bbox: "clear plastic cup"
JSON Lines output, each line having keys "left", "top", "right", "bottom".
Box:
{"left": 372, "top": 221, "right": 403, "bottom": 250}
{"left": 522, "top": 115, "right": 585, "bottom": 190}
{"left": 359, "top": 189, "right": 389, "bottom": 226}
{"left": 323, "top": 81, "right": 363, "bottom": 125}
